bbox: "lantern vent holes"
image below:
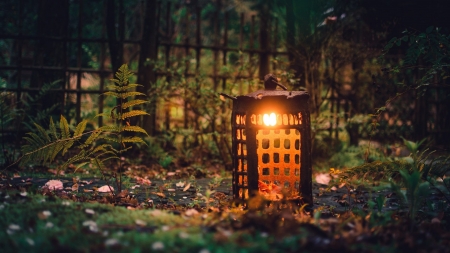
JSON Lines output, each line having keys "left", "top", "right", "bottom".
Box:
{"left": 262, "top": 153, "right": 270, "bottom": 163}
{"left": 273, "top": 153, "right": 279, "bottom": 163}
{"left": 284, "top": 168, "right": 290, "bottom": 176}
{"left": 284, "top": 139, "right": 290, "bottom": 149}
{"left": 274, "top": 138, "right": 280, "bottom": 148}
{"left": 274, "top": 168, "right": 280, "bottom": 175}
{"left": 262, "top": 168, "right": 270, "bottom": 175}
{"left": 262, "top": 139, "right": 270, "bottom": 149}
{"left": 295, "top": 168, "right": 300, "bottom": 176}
{"left": 284, "top": 154, "right": 290, "bottom": 163}
{"left": 249, "top": 113, "right": 303, "bottom": 126}
{"left": 284, "top": 181, "right": 290, "bottom": 188}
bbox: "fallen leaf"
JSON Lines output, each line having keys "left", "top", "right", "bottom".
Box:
{"left": 185, "top": 209, "right": 199, "bottom": 216}
{"left": 85, "top": 209, "right": 95, "bottom": 215}
{"left": 167, "top": 188, "right": 175, "bottom": 192}
{"left": 44, "top": 180, "right": 64, "bottom": 190}
{"left": 155, "top": 192, "right": 165, "bottom": 198}
{"left": 72, "top": 183, "right": 79, "bottom": 192}
{"left": 97, "top": 185, "right": 114, "bottom": 193}
{"left": 183, "top": 183, "right": 191, "bottom": 192}
{"left": 83, "top": 189, "right": 93, "bottom": 193}
{"left": 135, "top": 219, "right": 147, "bottom": 226}
{"left": 315, "top": 173, "right": 331, "bottom": 185}
{"left": 176, "top": 181, "right": 185, "bottom": 187}
{"left": 135, "top": 176, "right": 151, "bottom": 185}
{"left": 167, "top": 172, "right": 176, "bottom": 176}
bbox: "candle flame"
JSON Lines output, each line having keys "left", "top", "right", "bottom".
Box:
{"left": 263, "top": 113, "right": 276, "bottom": 126}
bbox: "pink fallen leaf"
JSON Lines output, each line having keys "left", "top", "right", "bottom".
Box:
{"left": 97, "top": 185, "right": 114, "bottom": 193}
{"left": 44, "top": 180, "right": 63, "bottom": 190}
{"left": 315, "top": 173, "right": 331, "bottom": 185}
{"left": 135, "top": 176, "right": 151, "bottom": 185}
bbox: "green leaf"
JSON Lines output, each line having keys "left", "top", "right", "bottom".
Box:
{"left": 60, "top": 115, "right": 70, "bottom": 139}
{"left": 99, "top": 125, "right": 120, "bottom": 132}
{"left": 122, "top": 99, "right": 148, "bottom": 109}
{"left": 122, "top": 136, "right": 146, "bottom": 144}
{"left": 121, "top": 110, "right": 149, "bottom": 120}
{"left": 74, "top": 120, "right": 87, "bottom": 137}
{"left": 121, "top": 125, "right": 149, "bottom": 135}
{"left": 49, "top": 117, "right": 58, "bottom": 140}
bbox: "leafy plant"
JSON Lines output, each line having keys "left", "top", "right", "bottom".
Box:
{"left": 15, "top": 64, "right": 149, "bottom": 195}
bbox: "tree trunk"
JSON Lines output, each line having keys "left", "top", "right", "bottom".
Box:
{"left": 137, "top": 0, "right": 157, "bottom": 135}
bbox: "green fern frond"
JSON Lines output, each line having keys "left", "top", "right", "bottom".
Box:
{"left": 121, "top": 125, "right": 148, "bottom": 135}
{"left": 122, "top": 99, "right": 148, "bottom": 109}
{"left": 62, "top": 140, "right": 75, "bottom": 156}
{"left": 98, "top": 125, "right": 120, "bottom": 132}
{"left": 60, "top": 115, "right": 70, "bottom": 139}
{"left": 49, "top": 117, "right": 58, "bottom": 140}
{"left": 91, "top": 144, "right": 113, "bottom": 154}
{"left": 83, "top": 130, "right": 102, "bottom": 146}
{"left": 35, "top": 123, "right": 51, "bottom": 143}
{"left": 121, "top": 110, "right": 149, "bottom": 120}
{"left": 103, "top": 91, "right": 146, "bottom": 99}
{"left": 100, "top": 135, "right": 120, "bottom": 143}
{"left": 106, "top": 83, "right": 142, "bottom": 91}
{"left": 121, "top": 136, "right": 146, "bottom": 144}
{"left": 95, "top": 112, "right": 111, "bottom": 119}
{"left": 74, "top": 120, "right": 88, "bottom": 137}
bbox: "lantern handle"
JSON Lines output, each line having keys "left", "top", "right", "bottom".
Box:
{"left": 264, "top": 74, "right": 288, "bottom": 90}
{"left": 219, "top": 92, "right": 236, "bottom": 100}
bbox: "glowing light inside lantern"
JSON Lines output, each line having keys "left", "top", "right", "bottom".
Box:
{"left": 263, "top": 113, "right": 277, "bottom": 126}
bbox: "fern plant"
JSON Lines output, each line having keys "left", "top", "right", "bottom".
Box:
{"left": 95, "top": 64, "right": 149, "bottom": 192}
{"left": 16, "top": 64, "right": 149, "bottom": 194}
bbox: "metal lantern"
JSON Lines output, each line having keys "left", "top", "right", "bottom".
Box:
{"left": 228, "top": 74, "right": 312, "bottom": 205}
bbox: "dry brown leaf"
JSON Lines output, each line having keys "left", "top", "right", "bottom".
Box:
{"left": 71, "top": 183, "right": 79, "bottom": 192}
{"left": 315, "top": 173, "right": 331, "bottom": 185}
{"left": 183, "top": 183, "right": 191, "bottom": 192}
{"left": 155, "top": 192, "right": 165, "bottom": 198}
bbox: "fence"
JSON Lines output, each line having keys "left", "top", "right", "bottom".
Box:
{"left": 1, "top": 0, "right": 448, "bottom": 156}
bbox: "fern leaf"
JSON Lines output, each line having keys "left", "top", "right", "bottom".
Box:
{"left": 28, "top": 132, "right": 46, "bottom": 146}
{"left": 91, "top": 143, "right": 113, "bottom": 154}
{"left": 84, "top": 130, "right": 102, "bottom": 146}
{"left": 121, "top": 125, "right": 148, "bottom": 135}
{"left": 35, "top": 123, "right": 51, "bottom": 143}
{"left": 74, "top": 120, "right": 87, "bottom": 137}
{"left": 103, "top": 91, "right": 146, "bottom": 99}
{"left": 121, "top": 110, "right": 149, "bottom": 120}
{"left": 95, "top": 112, "right": 113, "bottom": 120}
{"left": 121, "top": 91, "right": 146, "bottom": 99}
{"left": 106, "top": 83, "right": 142, "bottom": 91}
{"left": 62, "top": 140, "right": 75, "bottom": 156}
{"left": 102, "top": 91, "right": 122, "bottom": 98}
{"left": 73, "top": 162, "right": 89, "bottom": 173}
{"left": 49, "top": 117, "right": 58, "bottom": 140}
{"left": 121, "top": 136, "right": 146, "bottom": 144}
{"left": 50, "top": 142, "right": 65, "bottom": 162}
{"left": 99, "top": 125, "right": 120, "bottom": 132}
{"left": 122, "top": 99, "right": 148, "bottom": 109}
{"left": 100, "top": 135, "right": 120, "bottom": 143}
{"left": 60, "top": 115, "right": 70, "bottom": 139}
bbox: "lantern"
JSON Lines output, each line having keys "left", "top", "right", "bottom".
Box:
{"left": 227, "top": 74, "right": 312, "bottom": 205}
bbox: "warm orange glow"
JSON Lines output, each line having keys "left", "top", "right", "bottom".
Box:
{"left": 263, "top": 113, "right": 276, "bottom": 126}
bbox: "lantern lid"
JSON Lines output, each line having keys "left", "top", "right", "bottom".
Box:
{"left": 238, "top": 89, "right": 309, "bottom": 100}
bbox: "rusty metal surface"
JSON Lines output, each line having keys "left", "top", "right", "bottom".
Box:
{"left": 231, "top": 84, "right": 313, "bottom": 206}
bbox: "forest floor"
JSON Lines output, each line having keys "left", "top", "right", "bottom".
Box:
{"left": 1, "top": 160, "right": 450, "bottom": 253}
